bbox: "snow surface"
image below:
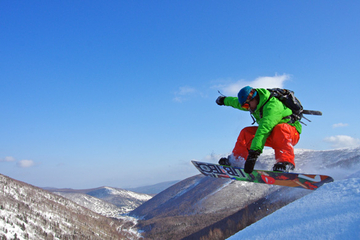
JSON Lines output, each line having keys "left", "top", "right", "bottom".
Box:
{"left": 227, "top": 176, "right": 360, "bottom": 239}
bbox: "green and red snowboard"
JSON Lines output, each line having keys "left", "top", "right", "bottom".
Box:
{"left": 191, "top": 160, "right": 333, "bottom": 190}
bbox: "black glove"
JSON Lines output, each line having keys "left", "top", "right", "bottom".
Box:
{"left": 244, "top": 150, "right": 261, "bottom": 174}
{"left": 216, "top": 96, "right": 226, "bottom": 106}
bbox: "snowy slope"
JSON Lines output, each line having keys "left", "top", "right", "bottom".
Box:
{"left": 50, "top": 186, "right": 152, "bottom": 216}
{"left": 0, "top": 174, "right": 140, "bottom": 240}
{"left": 224, "top": 147, "right": 360, "bottom": 239}
{"left": 54, "top": 191, "right": 125, "bottom": 218}
{"left": 227, "top": 176, "right": 360, "bottom": 239}
{"left": 86, "top": 186, "right": 152, "bottom": 211}
{"left": 226, "top": 147, "right": 360, "bottom": 240}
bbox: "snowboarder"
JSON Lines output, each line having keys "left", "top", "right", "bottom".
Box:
{"left": 216, "top": 86, "right": 302, "bottom": 173}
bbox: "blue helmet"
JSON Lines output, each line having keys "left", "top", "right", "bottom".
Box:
{"left": 238, "top": 86, "right": 257, "bottom": 105}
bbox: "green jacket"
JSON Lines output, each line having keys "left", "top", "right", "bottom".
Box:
{"left": 224, "top": 88, "right": 302, "bottom": 153}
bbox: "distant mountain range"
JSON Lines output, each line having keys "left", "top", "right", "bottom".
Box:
{"left": 47, "top": 186, "right": 152, "bottom": 217}
{"left": 0, "top": 174, "right": 141, "bottom": 239}
{"left": 1, "top": 147, "right": 360, "bottom": 239}
{"left": 126, "top": 180, "right": 180, "bottom": 195}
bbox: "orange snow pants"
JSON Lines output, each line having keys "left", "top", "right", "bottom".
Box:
{"left": 232, "top": 123, "right": 300, "bottom": 166}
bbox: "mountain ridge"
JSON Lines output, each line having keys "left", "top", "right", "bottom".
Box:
{"left": 47, "top": 186, "right": 152, "bottom": 217}
{"left": 1, "top": 147, "right": 359, "bottom": 239}
{"left": 0, "top": 173, "right": 141, "bottom": 239}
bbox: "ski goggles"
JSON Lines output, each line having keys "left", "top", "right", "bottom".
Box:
{"left": 241, "top": 89, "right": 257, "bottom": 110}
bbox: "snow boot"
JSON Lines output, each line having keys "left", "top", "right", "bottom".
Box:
{"left": 218, "top": 157, "right": 231, "bottom": 166}
{"left": 273, "top": 162, "right": 295, "bottom": 172}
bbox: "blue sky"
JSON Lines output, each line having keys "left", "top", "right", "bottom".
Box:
{"left": 1, "top": 0, "right": 359, "bottom": 189}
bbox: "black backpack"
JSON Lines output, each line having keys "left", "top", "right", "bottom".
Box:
{"left": 257, "top": 88, "right": 321, "bottom": 125}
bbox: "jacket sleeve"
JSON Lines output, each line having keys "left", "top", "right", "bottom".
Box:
{"left": 223, "top": 97, "right": 249, "bottom": 111}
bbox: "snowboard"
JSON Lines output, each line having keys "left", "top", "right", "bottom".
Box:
{"left": 191, "top": 160, "right": 333, "bottom": 190}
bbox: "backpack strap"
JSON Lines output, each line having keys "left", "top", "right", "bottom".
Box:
{"left": 255, "top": 94, "right": 295, "bottom": 124}
{"left": 251, "top": 95, "right": 272, "bottom": 125}
{"left": 258, "top": 94, "right": 273, "bottom": 118}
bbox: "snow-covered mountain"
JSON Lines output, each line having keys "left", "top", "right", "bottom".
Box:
{"left": 0, "top": 174, "right": 141, "bottom": 240}
{"left": 53, "top": 191, "right": 125, "bottom": 218}
{"left": 86, "top": 187, "right": 152, "bottom": 212}
{"left": 131, "top": 147, "right": 360, "bottom": 239}
{"left": 1, "top": 147, "right": 359, "bottom": 239}
{"left": 228, "top": 175, "right": 360, "bottom": 239}
{"left": 49, "top": 186, "right": 152, "bottom": 217}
